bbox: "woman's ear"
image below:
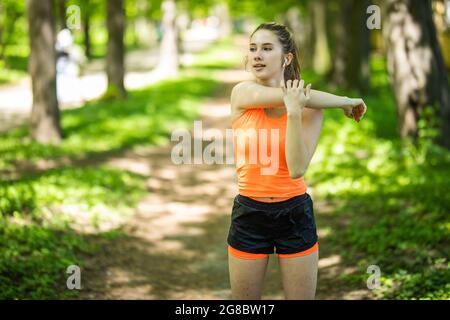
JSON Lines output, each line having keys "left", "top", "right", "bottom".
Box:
{"left": 285, "top": 53, "right": 293, "bottom": 66}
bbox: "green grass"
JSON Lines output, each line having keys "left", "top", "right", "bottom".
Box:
{"left": 0, "top": 66, "right": 27, "bottom": 85}
{"left": 0, "top": 222, "right": 95, "bottom": 299}
{"left": 305, "top": 54, "right": 450, "bottom": 299}
{"left": 0, "top": 75, "right": 218, "bottom": 172}
{"left": 0, "top": 52, "right": 28, "bottom": 85}
{"left": 183, "top": 35, "right": 242, "bottom": 70}
{"left": 0, "top": 166, "right": 143, "bottom": 299}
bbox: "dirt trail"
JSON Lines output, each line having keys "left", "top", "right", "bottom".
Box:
{"left": 79, "top": 69, "right": 243, "bottom": 299}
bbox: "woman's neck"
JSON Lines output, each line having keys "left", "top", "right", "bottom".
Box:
{"left": 255, "top": 74, "right": 282, "bottom": 87}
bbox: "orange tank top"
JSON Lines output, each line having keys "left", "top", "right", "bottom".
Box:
{"left": 232, "top": 108, "right": 307, "bottom": 198}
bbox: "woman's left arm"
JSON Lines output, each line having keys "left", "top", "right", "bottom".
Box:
{"left": 308, "top": 89, "right": 353, "bottom": 108}
{"left": 309, "top": 89, "right": 367, "bottom": 122}
{"left": 231, "top": 80, "right": 367, "bottom": 121}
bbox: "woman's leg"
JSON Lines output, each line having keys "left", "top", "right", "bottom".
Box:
{"left": 228, "top": 252, "right": 269, "bottom": 299}
{"left": 278, "top": 250, "right": 319, "bottom": 300}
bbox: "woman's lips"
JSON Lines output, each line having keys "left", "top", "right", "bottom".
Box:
{"left": 253, "top": 65, "right": 265, "bottom": 71}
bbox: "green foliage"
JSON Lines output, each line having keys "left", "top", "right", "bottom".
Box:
{"left": 100, "top": 83, "right": 125, "bottom": 100}
{"left": 0, "top": 0, "right": 28, "bottom": 83}
{"left": 226, "top": 0, "right": 306, "bottom": 21}
{"left": 185, "top": 35, "right": 240, "bottom": 69}
{"left": 0, "top": 183, "right": 36, "bottom": 218}
{"left": 0, "top": 60, "right": 27, "bottom": 84}
{"left": 0, "top": 222, "right": 97, "bottom": 299}
{"left": 377, "top": 265, "right": 450, "bottom": 300}
{"left": 306, "top": 55, "right": 450, "bottom": 299}
{"left": 414, "top": 104, "right": 445, "bottom": 163}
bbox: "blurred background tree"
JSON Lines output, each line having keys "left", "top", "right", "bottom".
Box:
{"left": 26, "top": 0, "right": 61, "bottom": 143}
{"left": 382, "top": 0, "right": 450, "bottom": 149}
{"left": 105, "top": 0, "right": 126, "bottom": 98}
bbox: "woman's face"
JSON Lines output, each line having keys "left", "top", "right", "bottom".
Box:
{"left": 248, "top": 29, "right": 284, "bottom": 82}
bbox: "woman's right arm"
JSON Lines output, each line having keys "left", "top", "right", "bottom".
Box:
{"left": 231, "top": 81, "right": 285, "bottom": 111}
{"left": 231, "top": 80, "right": 367, "bottom": 121}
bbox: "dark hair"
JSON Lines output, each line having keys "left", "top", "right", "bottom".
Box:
{"left": 249, "top": 22, "right": 301, "bottom": 84}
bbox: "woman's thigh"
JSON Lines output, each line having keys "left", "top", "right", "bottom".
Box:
{"left": 228, "top": 253, "right": 269, "bottom": 300}
{"left": 278, "top": 250, "right": 319, "bottom": 300}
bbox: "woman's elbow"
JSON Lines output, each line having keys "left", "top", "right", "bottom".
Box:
{"left": 289, "top": 169, "right": 305, "bottom": 179}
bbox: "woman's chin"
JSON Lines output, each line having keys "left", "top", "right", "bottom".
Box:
{"left": 252, "top": 72, "right": 271, "bottom": 80}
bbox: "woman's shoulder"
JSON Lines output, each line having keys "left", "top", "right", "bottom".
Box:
{"left": 230, "top": 80, "right": 259, "bottom": 125}
{"left": 231, "top": 80, "right": 257, "bottom": 101}
{"left": 232, "top": 80, "right": 257, "bottom": 91}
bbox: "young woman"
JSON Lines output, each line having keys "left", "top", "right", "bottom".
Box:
{"left": 227, "top": 22, "right": 367, "bottom": 300}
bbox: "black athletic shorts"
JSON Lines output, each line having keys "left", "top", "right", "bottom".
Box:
{"left": 227, "top": 193, "right": 319, "bottom": 256}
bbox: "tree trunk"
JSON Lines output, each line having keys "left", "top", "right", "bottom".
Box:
{"left": 106, "top": 0, "right": 126, "bottom": 97}
{"left": 330, "top": 0, "right": 370, "bottom": 92}
{"left": 304, "top": 4, "right": 315, "bottom": 71}
{"left": 176, "top": 10, "right": 188, "bottom": 60}
{"left": 383, "top": 0, "right": 450, "bottom": 148}
{"left": 27, "top": 0, "right": 62, "bottom": 144}
{"left": 51, "top": 0, "right": 66, "bottom": 31}
{"left": 212, "top": 3, "right": 232, "bottom": 39}
{"left": 134, "top": 0, "right": 155, "bottom": 47}
{"left": 82, "top": 0, "right": 91, "bottom": 59}
{"left": 311, "top": 0, "right": 331, "bottom": 75}
{"left": 58, "top": 0, "right": 66, "bottom": 30}
{"left": 157, "top": 0, "right": 179, "bottom": 77}
{"left": 330, "top": 2, "right": 347, "bottom": 89}
{"left": 284, "top": 6, "right": 312, "bottom": 71}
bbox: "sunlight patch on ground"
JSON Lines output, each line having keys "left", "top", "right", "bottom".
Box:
{"left": 170, "top": 288, "right": 231, "bottom": 299}
{"left": 318, "top": 255, "right": 341, "bottom": 269}
{"left": 317, "top": 226, "right": 332, "bottom": 238}
{"left": 56, "top": 203, "right": 134, "bottom": 233}
{"left": 107, "top": 157, "right": 152, "bottom": 176}
{"left": 103, "top": 268, "right": 156, "bottom": 299}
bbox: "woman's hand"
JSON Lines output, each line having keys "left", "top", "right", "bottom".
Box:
{"left": 342, "top": 98, "right": 367, "bottom": 122}
{"left": 281, "top": 79, "right": 311, "bottom": 116}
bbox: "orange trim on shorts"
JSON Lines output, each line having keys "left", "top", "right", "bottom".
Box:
{"left": 228, "top": 242, "right": 319, "bottom": 260}
{"left": 228, "top": 245, "right": 269, "bottom": 259}
{"left": 278, "top": 242, "right": 319, "bottom": 259}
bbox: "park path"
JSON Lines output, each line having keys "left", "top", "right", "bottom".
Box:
{"left": 77, "top": 42, "right": 375, "bottom": 299}
{"left": 77, "top": 58, "right": 249, "bottom": 299}
{"left": 0, "top": 40, "right": 211, "bottom": 133}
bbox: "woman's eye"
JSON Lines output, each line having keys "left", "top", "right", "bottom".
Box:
{"left": 250, "top": 48, "right": 272, "bottom": 52}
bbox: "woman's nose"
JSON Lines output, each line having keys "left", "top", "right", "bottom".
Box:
{"left": 253, "top": 52, "right": 262, "bottom": 60}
